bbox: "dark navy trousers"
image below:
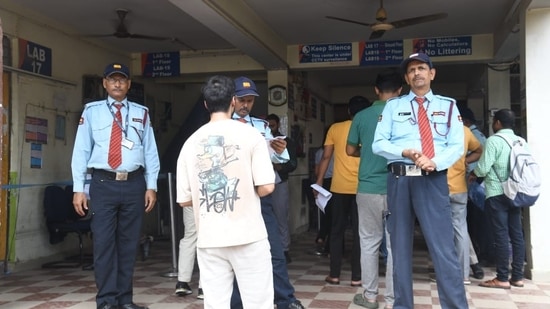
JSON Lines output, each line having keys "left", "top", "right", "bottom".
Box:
{"left": 231, "top": 194, "right": 297, "bottom": 309}
{"left": 89, "top": 174, "right": 146, "bottom": 307}
{"left": 386, "top": 171, "right": 468, "bottom": 309}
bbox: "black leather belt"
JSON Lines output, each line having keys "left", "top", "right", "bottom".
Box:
{"left": 388, "top": 162, "right": 447, "bottom": 177}
{"left": 92, "top": 167, "right": 144, "bottom": 181}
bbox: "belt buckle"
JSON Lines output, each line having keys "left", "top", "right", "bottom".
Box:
{"left": 115, "top": 172, "right": 128, "bottom": 181}
{"left": 405, "top": 165, "right": 422, "bottom": 176}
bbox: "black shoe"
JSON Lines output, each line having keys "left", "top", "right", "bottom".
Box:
{"left": 471, "top": 263, "right": 484, "bottom": 279}
{"left": 119, "top": 304, "right": 149, "bottom": 309}
{"left": 175, "top": 281, "right": 193, "bottom": 296}
{"left": 284, "top": 251, "right": 292, "bottom": 264}
{"left": 97, "top": 303, "right": 116, "bottom": 309}
{"left": 287, "top": 300, "right": 305, "bottom": 309}
{"left": 197, "top": 288, "right": 204, "bottom": 300}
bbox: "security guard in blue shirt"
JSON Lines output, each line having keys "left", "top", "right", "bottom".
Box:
{"left": 71, "top": 63, "right": 160, "bottom": 309}
{"left": 373, "top": 53, "right": 468, "bottom": 309}
{"left": 230, "top": 77, "right": 304, "bottom": 309}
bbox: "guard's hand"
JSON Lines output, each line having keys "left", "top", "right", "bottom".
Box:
{"left": 402, "top": 148, "right": 422, "bottom": 161}
{"left": 270, "top": 138, "right": 287, "bottom": 155}
{"left": 144, "top": 189, "right": 157, "bottom": 213}
{"left": 73, "top": 192, "right": 88, "bottom": 217}
{"left": 415, "top": 155, "right": 436, "bottom": 172}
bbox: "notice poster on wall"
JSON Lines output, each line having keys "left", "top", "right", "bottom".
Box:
{"left": 25, "top": 116, "right": 48, "bottom": 144}
{"left": 141, "top": 52, "right": 180, "bottom": 77}
{"left": 299, "top": 43, "right": 353, "bottom": 63}
{"left": 30, "top": 143, "right": 43, "bottom": 169}
{"left": 412, "top": 36, "right": 472, "bottom": 57}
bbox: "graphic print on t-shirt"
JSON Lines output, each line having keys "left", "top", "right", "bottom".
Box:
{"left": 197, "top": 135, "right": 240, "bottom": 213}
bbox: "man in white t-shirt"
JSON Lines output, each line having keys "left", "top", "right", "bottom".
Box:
{"left": 176, "top": 75, "right": 275, "bottom": 309}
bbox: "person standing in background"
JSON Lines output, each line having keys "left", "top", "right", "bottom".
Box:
{"left": 469, "top": 109, "right": 526, "bottom": 290}
{"left": 176, "top": 75, "right": 275, "bottom": 308}
{"left": 460, "top": 106, "right": 493, "bottom": 274}
{"left": 315, "top": 95, "right": 370, "bottom": 287}
{"left": 72, "top": 63, "right": 160, "bottom": 309}
{"left": 314, "top": 139, "right": 333, "bottom": 256}
{"left": 346, "top": 69, "right": 402, "bottom": 309}
{"left": 447, "top": 126, "right": 482, "bottom": 285}
{"left": 230, "top": 77, "right": 304, "bottom": 309}
{"left": 372, "top": 52, "right": 468, "bottom": 308}
{"left": 266, "top": 114, "right": 298, "bottom": 263}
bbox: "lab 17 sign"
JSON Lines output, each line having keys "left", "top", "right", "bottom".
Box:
{"left": 18, "top": 39, "right": 52, "bottom": 76}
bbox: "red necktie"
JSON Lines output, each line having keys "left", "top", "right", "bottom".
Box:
{"left": 108, "top": 103, "right": 123, "bottom": 169}
{"left": 237, "top": 118, "right": 247, "bottom": 123}
{"left": 415, "top": 97, "right": 435, "bottom": 159}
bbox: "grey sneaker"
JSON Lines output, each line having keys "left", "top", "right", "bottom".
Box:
{"left": 175, "top": 281, "right": 192, "bottom": 296}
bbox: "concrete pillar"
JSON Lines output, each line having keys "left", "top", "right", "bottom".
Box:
{"left": 523, "top": 5, "right": 550, "bottom": 282}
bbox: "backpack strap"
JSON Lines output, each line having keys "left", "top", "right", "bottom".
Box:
{"left": 491, "top": 133, "right": 511, "bottom": 183}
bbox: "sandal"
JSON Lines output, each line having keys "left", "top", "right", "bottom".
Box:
{"left": 324, "top": 276, "right": 340, "bottom": 285}
{"left": 351, "top": 280, "right": 362, "bottom": 287}
{"left": 479, "top": 278, "right": 511, "bottom": 289}
{"left": 510, "top": 279, "right": 524, "bottom": 287}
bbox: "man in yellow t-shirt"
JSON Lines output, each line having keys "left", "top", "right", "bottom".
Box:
{"left": 314, "top": 96, "right": 370, "bottom": 286}
{"left": 447, "top": 126, "right": 482, "bottom": 284}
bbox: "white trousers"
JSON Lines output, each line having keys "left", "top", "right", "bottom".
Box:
{"left": 197, "top": 239, "right": 273, "bottom": 309}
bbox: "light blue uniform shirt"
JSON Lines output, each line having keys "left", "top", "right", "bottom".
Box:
{"left": 232, "top": 113, "right": 289, "bottom": 163}
{"left": 467, "top": 124, "right": 487, "bottom": 173}
{"left": 372, "top": 90, "right": 464, "bottom": 171}
{"left": 71, "top": 96, "right": 160, "bottom": 192}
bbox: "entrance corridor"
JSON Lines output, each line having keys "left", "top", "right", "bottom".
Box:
{"left": 1, "top": 230, "right": 549, "bottom": 308}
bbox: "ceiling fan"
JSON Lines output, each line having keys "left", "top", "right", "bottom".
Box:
{"left": 326, "top": 0, "right": 448, "bottom": 40}
{"left": 84, "top": 8, "right": 195, "bottom": 50}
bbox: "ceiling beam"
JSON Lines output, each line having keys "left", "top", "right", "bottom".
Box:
{"left": 169, "top": 0, "right": 288, "bottom": 70}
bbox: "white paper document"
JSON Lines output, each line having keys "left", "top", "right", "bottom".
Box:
{"left": 310, "top": 184, "right": 332, "bottom": 213}
{"left": 265, "top": 135, "right": 286, "bottom": 158}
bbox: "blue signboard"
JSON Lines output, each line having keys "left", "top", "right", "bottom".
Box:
{"left": 412, "top": 36, "right": 472, "bottom": 57}
{"left": 299, "top": 43, "right": 353, "bottom": 63}
{"left": 359, "top": 40, "right": 403, "bottom": 66}
{"left": 18, "top": 39, "right": 52, "bottom": 76}
{"left": 141, "top": 52, "right": 180, "bottom": 77}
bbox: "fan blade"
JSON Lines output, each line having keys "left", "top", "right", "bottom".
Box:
{"left": 369, "top": 30, "right": 386, "bottom": 40}
{"left": 326, "top": 16, "right": 373, "bottom": 27}
{"left": 128, "top": 33, "right": 170, "bottom": 41}
{"left": 390, "top": 13, "right": 448, "bottom": 29}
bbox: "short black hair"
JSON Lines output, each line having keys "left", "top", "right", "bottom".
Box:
{"left": 266, "top": 113, "right": 280, "bottom": 124}
{"left": 348, "top": 95, "right": 371, "bottom": 116}
{"left": 493, "top": 109, "right": 515, "bottom": 129}
{"left": 458, "top": 106, "right": 476, "bottom": 122}
{"left": 375, "top": 69, "right": 403, "bottom": 93}
{"left": 202, "top": 75, "right": 235, "bottom": 113}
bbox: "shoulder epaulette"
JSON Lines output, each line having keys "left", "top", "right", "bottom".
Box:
{"left": 434, "top": 95, "right": 456, "bottom": 104}
{"left": 84, "top": 100, "right": 104, "bottom": 110}
{"left": 128, "top": 101, "right": 148, "bottom": 111}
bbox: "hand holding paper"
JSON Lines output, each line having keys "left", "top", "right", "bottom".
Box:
{"left": 310, "top": 184, "right": 332, "bottom": 213}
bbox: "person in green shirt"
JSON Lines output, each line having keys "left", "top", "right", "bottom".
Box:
{"left": 469, "top": 109, "right": 525, "bottom": 289}
{"left": 346, "top": 69, "right": 403, "bottom": 309}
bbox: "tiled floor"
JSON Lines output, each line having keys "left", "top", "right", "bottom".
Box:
{"left": 1, "top": 230, "right": 550, "bottom": 308}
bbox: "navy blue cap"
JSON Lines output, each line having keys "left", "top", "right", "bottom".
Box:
{"left": 400, "top": 53, "right": 433, "bottom": 73}
{"left": 104, "top": 63, "right": 130, "bottom": 78}
{"left": 234, "top": 76, "right": 259, "bottom": 97}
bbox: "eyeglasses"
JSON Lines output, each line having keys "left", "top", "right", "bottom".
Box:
{"left": 106, "top": 77, "right": 129, "bottom": 85}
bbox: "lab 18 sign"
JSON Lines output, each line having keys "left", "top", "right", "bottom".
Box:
{"left": 18, "top": 39, "right": 52, "bottom": 76}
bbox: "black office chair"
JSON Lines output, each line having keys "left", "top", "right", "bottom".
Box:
{"left": 42, "top": 185, "right": 92, "bottom": 268}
